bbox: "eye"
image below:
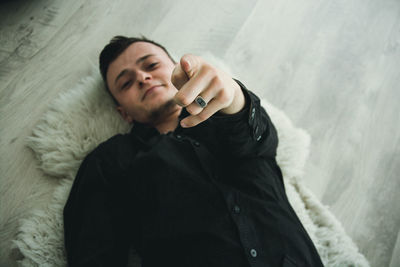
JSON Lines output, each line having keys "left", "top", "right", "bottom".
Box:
{"left": 147, "top": 62, "right": 158, "bottom": 70}
{"left": 121, "top": 80, "right": 132, "bottom": 90}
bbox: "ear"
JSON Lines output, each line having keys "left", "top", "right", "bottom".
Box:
{"left": 116, "top": 106, "right": 134, "bottom": 123}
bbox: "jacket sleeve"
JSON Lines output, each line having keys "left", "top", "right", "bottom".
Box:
{"left": 210, "top": 79, "right": 278, "bottom": 159}
{"left": 63, "top": 149, "right": 132, "bottom": 266}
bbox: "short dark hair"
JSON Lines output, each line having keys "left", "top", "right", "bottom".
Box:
{"left": 99, "top": 35, "right": 176, "bottom": 105}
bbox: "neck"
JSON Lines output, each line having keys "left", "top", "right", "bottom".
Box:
{"left": 151, "top": 105, "right": 182, "bottom": 134}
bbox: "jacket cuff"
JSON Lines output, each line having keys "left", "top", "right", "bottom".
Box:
{"left": 211, "top": 79, "right": 267, "bottom": 142}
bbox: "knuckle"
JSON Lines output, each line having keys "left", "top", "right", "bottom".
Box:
{"left": 218, "top": 90, "right": 230, "bottom": 103}
{"left": 176, "top": 94, "right": 191, "bottom": 106}
{"left": 203, "top": 65, "right": 217, "bottom": 78}
{"left": 186, "top": 105, "right": 200, "bottom": 115}
{"left": 186, "top": 105, "right": 194, "bottom": 114}
{"left": 211, "top": 75, "right": 223, "bottom": 87}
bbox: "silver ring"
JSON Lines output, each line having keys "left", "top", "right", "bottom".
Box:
{"left": 195, "top": 95, "right": 207, "bottom": 108}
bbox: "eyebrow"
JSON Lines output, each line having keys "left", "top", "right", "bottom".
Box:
{"left": 114, "top": 54, "right": 155, "bottom": 85}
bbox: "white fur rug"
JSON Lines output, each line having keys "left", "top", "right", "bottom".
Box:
{"left": 12, "top": 57, "right": 369, "bottom": 267}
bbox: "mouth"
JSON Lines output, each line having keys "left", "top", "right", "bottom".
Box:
{"left": 142, "top": 85, "right": 163, "bottom": 101}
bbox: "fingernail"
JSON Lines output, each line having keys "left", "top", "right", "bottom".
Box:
{"left": 181, "top": 121, "right": 187, "bottom": 128}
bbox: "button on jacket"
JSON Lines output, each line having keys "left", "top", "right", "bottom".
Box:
{"left": 63, "top": 80, "right": 324, "bottom": 267}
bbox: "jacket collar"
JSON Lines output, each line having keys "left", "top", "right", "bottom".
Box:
{"left": 129, "top": 108, "right": 190, "bottom": 142}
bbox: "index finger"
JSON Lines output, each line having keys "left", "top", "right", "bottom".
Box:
{"left": 173, "top": 66, "right": 213, "bottom": 107}
{"left": 171, "top": 64, "right": 189, "bottom": 90}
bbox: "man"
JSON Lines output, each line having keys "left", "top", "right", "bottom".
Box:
{"left": 63, "top": 36, "right": 324, "bottom": 267}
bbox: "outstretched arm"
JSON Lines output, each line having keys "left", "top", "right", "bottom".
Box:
{"left": 171, "top": 54, "right": 278, "bottom": 159}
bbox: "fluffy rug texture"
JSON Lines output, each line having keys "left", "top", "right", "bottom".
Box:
{"left": 13, "top": 56, "right": 369, "bottom": 267}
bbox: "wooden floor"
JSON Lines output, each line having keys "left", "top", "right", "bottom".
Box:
{"left": 1, "top": 0, "right": 399, "bottom": 266}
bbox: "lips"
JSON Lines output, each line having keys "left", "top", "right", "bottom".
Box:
{"left": 142, "top": 85, "right": 162, "bottom": 100}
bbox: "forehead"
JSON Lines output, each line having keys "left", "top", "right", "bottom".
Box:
{"left": 110, "top": 42, "right": 169, "bottom": 70}
{"left": 107, "top": 42, "right": 171, "bottom": 83}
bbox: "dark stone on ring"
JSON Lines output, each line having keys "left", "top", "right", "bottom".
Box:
{"left": 195, "top": 96, "right": 207, "bottom": 108}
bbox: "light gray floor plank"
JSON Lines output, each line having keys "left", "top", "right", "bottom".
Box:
{"left": 224, "top": 1, "right": 400, "bottom": 264}
{"left": 1, "top": 0, "right": 399, "bottom": 266}
{"left": 390, "top": 231, "right": 400, "bottom": 267}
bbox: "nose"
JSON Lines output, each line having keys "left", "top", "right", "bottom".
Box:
{"left": 137, "top": 70, "right": 151, "bottom": 87}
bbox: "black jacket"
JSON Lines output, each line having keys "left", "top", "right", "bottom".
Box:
{"left": 63, "top": 80, "right": 324, "bottom": 267}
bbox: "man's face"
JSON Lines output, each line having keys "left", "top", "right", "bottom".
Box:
{"left": 106, "top": 42, "right": 178, "bottom": 123}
